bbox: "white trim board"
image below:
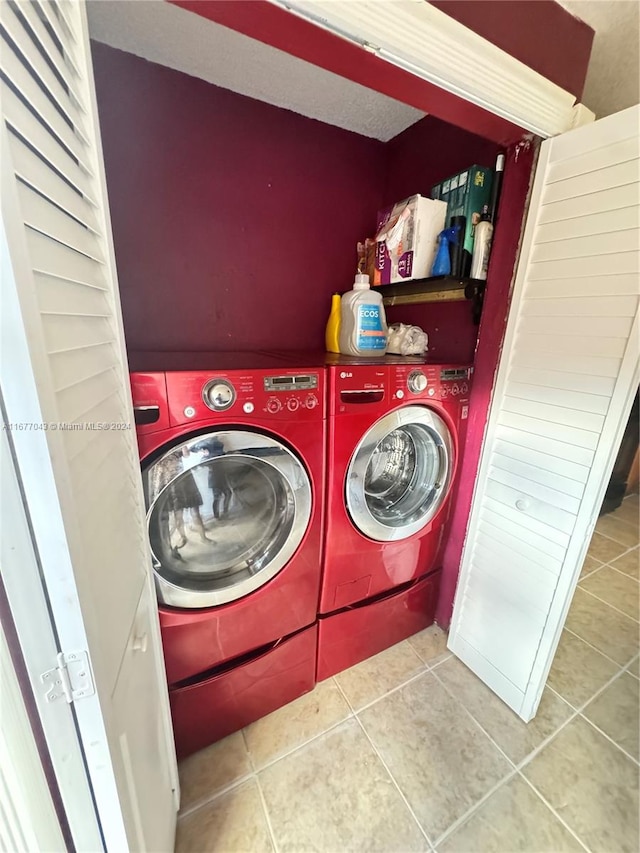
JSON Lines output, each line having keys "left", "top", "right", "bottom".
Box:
{"left": 273, "top": 0, "right": 582, "bottom": 137}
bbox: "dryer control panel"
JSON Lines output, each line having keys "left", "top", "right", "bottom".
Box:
{"left": 131, "top": 368, "right": 325, "bottom": 433}
{"left": 165, "top": 369, "right": 324, "bottom": 427}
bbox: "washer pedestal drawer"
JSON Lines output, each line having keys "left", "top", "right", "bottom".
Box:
{"left": 317, "top": 573, "right": 440, "bottom": 682}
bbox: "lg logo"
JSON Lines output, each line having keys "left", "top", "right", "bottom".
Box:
{"left": 340, "top": 371, "right": 353, "bottom": 379}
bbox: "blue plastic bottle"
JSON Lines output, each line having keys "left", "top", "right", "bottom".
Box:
{"left": 431, "top": 226, "right": 461, "bottom": 276}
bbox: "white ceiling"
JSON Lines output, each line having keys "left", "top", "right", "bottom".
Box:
{"left": 86, "top": 0, "right": 425, "bottom": 142}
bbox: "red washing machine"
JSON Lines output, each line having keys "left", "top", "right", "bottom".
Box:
{"left": 129, "top": 352, "right": 325, "bottom": 757}
{"left": 317, "top": 357, "right": 471, "bottom": 681}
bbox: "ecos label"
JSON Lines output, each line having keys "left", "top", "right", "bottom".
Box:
{"left": 356, "top": 304, "right": 386, "bottom": 351}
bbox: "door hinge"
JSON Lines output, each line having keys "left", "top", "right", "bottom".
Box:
{"left": 41, "top": 651, "right": 95, "bottom": 704}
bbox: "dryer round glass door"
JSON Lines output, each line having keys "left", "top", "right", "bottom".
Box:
{"left": 346, "top": 405, "right": 454, "bottom": 542}
{"left": 143, "top": 430, "right": 312, "bottom": 608}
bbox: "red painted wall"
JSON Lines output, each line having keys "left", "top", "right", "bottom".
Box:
{"left": 91, "top": 42, "right": 386, "bottom": 352}
{"left": 92, "top": 43, "right": 502, "bottom": 362}
{"left": 384, "top": 115, "right": 500, "bottom": 207}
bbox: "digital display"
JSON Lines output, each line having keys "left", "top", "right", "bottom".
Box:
{"left": 441, "top": 369, "right": 469, "bottom": 381}
{"left": 264, "top": 374, "right": 318, "bottom": 392}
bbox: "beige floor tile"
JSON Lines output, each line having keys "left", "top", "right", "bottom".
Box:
{"left": 434, "top": 657, "right": 572, "bottom": 764}
{"left": 259, "top": 718, "right": 428, "bottom": 852}
{"left": 580, "top": 566, "right": 640, "bottom": 621}
{"left": 243, "top": 678, "right": 351, "bottom": 770}
{"left": 407, "top": 624, "right": 450, "bottom": 666}
{"left": 178, "top": 731, "right": 252, "bottom": 812}
{"left": 438, "top": 775, "right": 583, "bottom": 853}
{"left": 611, "top": 504, "right": 640, "bottom": 530}
{"left": 548, "top": 630, "right": 619, "bottom": 708}
{"left": 627, "top": 655, "right": 640, "bottom": 678}
{"left": 176, "top": 780, "right": 273, "bottom": 853}
{"left": 614, "top": 500, "right": 640, "bottom": 527}
{"left": 359, "top": 671, "right": 511, "bottom": 840}
{"left": 565, "top": 588, "right": 639, "bottom": 666}
{"left": 595, "top": 514, "right": 639, "bottom": 549}
{"left": 610, "top": 546, "right": 640, "bottom": 579}
{"left": 523, "top": 717, "right": 639, "bottom": 853}
{"left": 335, "top": 639, "right": 425, "bottom": 711}
{"left": 587, "top": 532, "right": 629, "bottom": 564}
{"left": 579, "top": 554, "right": 603, "bottom": 578}
{"left": 583, "top": 672, "right": 640, "bottom": 760}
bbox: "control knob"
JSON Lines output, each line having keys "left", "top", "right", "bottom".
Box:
{"left": 287, "top": 398, "right": 300, "bottom": 412}
{"left": 266, "top": 397, "right": 282, "bottom": 414}
{"left": 305, "top": 394, "right": 318, "bottom": 409}
{"left": 407, "top": 370, "right": 428, "bottom": 394}
{"left": 202, "top": 379, "right": 236, "bottom": 411}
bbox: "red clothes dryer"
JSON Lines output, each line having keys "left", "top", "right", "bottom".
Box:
{"left": 318, "top": 358, "right": 471, "bottom": 680}
{"left": 130, "top": 352, "right": 325, "bottom": 757}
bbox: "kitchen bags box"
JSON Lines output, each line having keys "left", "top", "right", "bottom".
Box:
{"left": 431, "top": 165, "right": 493, "bottom": 277}
{"left": 373, "top": 195, "right": 447, "bottom": 285}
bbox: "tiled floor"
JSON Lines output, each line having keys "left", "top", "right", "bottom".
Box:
{"left": 175, "top": 495, "right": 640, "bottom": 852}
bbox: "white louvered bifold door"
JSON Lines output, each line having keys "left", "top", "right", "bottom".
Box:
{"left": 0, "top": 1, "right": 178, "bottom": 849}
{"left": 449, "top": 105, "right": 640, "bottom": 721}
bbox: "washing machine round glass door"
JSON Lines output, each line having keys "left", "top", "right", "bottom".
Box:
{"left": 345, "top": 405, "right": 454, "bottom": 542}
{"left": 143, "top": 430, "right": 312, "bottom": 608}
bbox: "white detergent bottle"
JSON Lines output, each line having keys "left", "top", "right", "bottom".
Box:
{"left": 339, "top": 272, "right": 388, "bottom": 357}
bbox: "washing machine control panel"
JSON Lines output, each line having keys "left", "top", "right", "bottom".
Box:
{"left": 387, "top": 364, "right": 472, "bottom": 403}
{"left": 438, "top": 368, "right": 471, "bottom": 400}
{"left": 164, "top": 369, "right": 324, "bottom": 426}
{"left": 332, "top": 363, "right": 472, "bottom": 415}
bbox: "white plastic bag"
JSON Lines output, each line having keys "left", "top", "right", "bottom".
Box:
{"left": 386, "top": 323, "right": 428, "bottom": 355}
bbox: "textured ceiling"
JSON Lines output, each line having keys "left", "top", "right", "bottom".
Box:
{"left": 86, "top": 0, "right": 425, "bottom": 142}
{"left": 557, "top": 0, "right": 640, "bottom": 117}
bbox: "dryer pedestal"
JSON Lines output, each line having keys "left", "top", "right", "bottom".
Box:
{"left": 170, "top": 624, "right": 317, "bottom": 758}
